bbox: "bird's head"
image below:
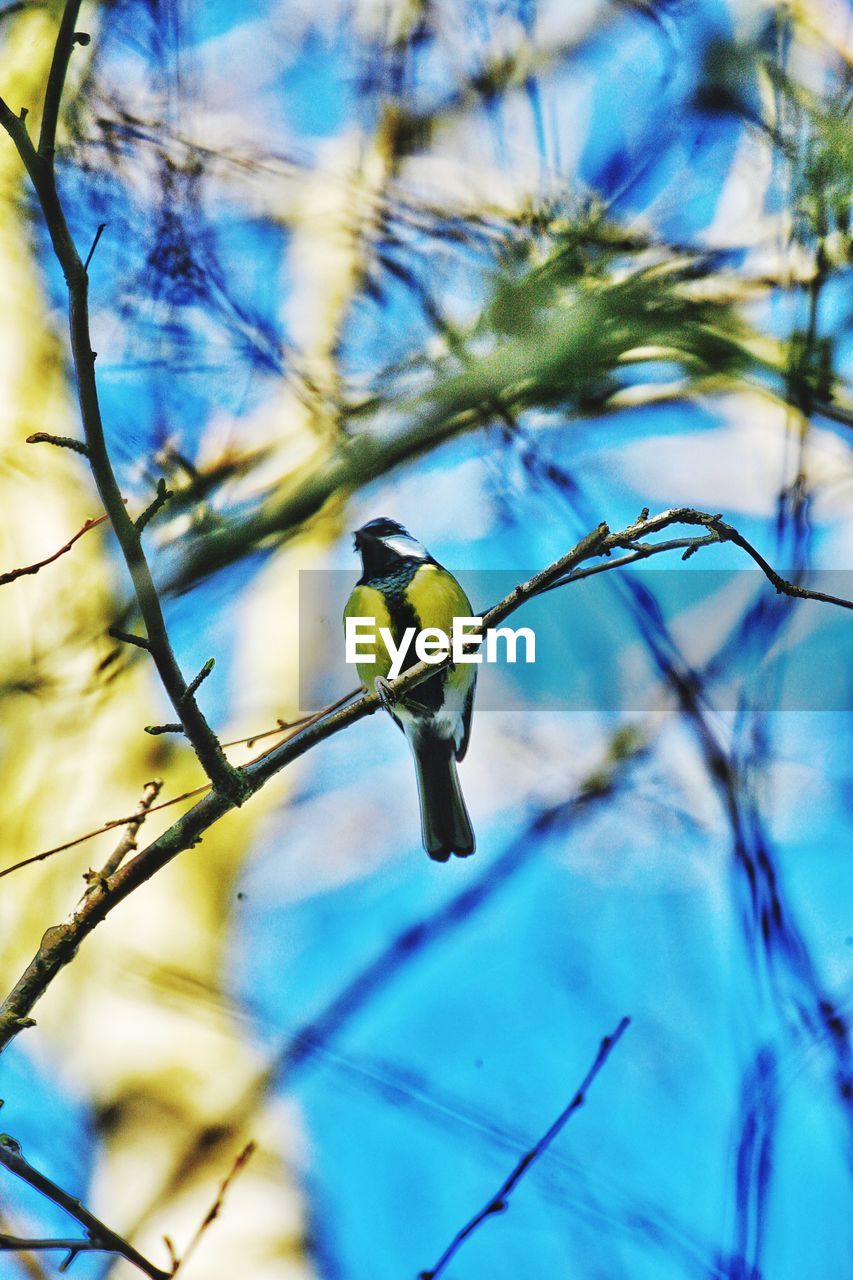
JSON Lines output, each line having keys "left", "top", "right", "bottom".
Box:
{"left": 353, "top": 517, "right": 430, "bottom": 576}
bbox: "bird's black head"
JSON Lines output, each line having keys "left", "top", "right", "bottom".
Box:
{"left": 353, "top": 517, "right": 430, "bottom": 579}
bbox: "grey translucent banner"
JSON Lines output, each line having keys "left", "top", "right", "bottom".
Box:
{"left": 297, "top": 569, "right": 853, "bottom": 713}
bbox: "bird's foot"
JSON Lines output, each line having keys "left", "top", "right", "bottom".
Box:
{"left": 375, "top": 675, "right": 430, "bottom": 715}
{"left": 374, "top": 676, "right": 396, "bottom": 712}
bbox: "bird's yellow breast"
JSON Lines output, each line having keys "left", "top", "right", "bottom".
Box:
{"left": 343, "top": 564, "right": 476, "bottom": 692}
{"left": 404, "top": 563, "right": 473, "bottom": 634}
{"left": 406, "top": 564, "right": 477, "bottom": 695}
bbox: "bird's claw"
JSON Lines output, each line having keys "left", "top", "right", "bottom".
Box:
{"left": 374, "top": 676, "right": 396, "bottom": 712}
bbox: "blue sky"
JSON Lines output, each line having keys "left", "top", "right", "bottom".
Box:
{"left": 3, "top": 1, "right": 852, "bottom": 1278}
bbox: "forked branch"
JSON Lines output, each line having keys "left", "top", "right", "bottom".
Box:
{"left": 419, "top": 1016, "right": 631, "bottom": 1279}
{"left": 0, "top": 5, "right": 247, "bottom": 805}
{"left": 0, "top": 506, "right": 849, "bottom": 1055}
{"left": 0, "top": 1135, "right": 171, "bottom": 1280}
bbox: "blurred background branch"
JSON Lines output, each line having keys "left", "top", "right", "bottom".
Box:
{"left": 0, "top": 0, "right": 850, "bottom": 1277}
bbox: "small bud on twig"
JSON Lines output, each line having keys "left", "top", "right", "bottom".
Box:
{"left": 26, "top": 432, "right": 89, "bottom": 456}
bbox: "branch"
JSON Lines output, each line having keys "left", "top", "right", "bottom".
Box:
{"left": 181, "top": 657, "right": 215, "bottom": 702}
{"left": 0, "top": 690, "right": 363, "bottom": 881}
{"left": 419, "top": 1016, "right": 631, "bottom": 1280}
{"left": 0, "top": 514, "right": 107, "bottom": 586}
{"left": 37, "top": 0, "right": 83, "bottom": 163}
{"left": 170, "top": 1142, "right": 256, "bottom": 1276}
{"left": 85, "top": 778, "right": 163, "bottom": 885}
{"left": 0, "top": 507, "right": 849, "bottom": 1054}
{"left": 83, "top": 220, "right": 105, "bottom": 272}
{"left": 135, "top": 477, "right": 173, "bottom": 533}
{"left": 613, "top": 509, "right": 853, "bottom": 610}
{"left": 0, "top": 1136, "right": 171, "bottom": 1280}
{"left": 0, "top": 783, "right": 210, "bottom": 882}
{"left": 0, "top": 1232, "right": 93, "bottom": 1258}
{"left": 109, "top": 730, "right": 646, "bottom": 1235}
{"left": 25, "top": 431, "right": 88, "bottom": 456}
{"left": 414, "top": 1013, "right": 627, "bottom": 1274}
{"left": 109, "top": 626, "right": 151, "bottom": 651}
{"left": 0, "top": 10, "right": 247, "bottom": 806}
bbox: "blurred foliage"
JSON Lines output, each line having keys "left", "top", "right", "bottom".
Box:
{"left": 0, "top": 12, "right": 312, "bottom": 1276}
{"left": 0, "top": 1, "right": 852, "bottom": 1278}
{"left": 135, "top": 15, "right": 849, "bottom": 588}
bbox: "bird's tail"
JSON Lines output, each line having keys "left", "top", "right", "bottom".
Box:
{"left": 411, "top": 735, "right": 475, "bottom": 861}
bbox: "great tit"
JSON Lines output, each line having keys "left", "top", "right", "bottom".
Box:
{"left": 344, "top": 517, "right": 476, "bottom": 861}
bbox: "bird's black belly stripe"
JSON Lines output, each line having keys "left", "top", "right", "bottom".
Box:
{"left": 362, "top": 559, "right": 444, "bottom": 713}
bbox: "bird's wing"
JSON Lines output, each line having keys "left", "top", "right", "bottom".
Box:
{"left": 343, "top": 583, "right": 394, "bottom": 686}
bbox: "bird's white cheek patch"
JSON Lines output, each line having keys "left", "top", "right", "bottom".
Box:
{"left": 383, "top": 534, "right": 429, "bottom": 560}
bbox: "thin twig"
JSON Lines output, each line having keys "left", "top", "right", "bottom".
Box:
{"left": 25, "top": 431, "right": 89, "bottom": 456}
{"left": 36, "top": 0, "right": 82, "bottom": 162}
{"left": 537, "top": 535, "right": 719, "bottom": 593}
{"left": 135, "top": 477, "right": 173, "bottom": 533}
{"left": 0, "top": 784, "right": 211, "bottom": 881}
{"left": 171, "top": 1142, "right": 256, "bottom": 1276}
{"left": 0, "top": 508, "right": 849, "bottom": 1053}
{"left": 0, "top": 1233, "right": 101, "bottom": 1260}
{"left": 0, "top": 515, "right": 107, "bottom": 586}
{"left": 221, "top": 719, "right": 292, "bottom": 750}
{"left": 181, "top": 657, "right": 215, "bottom": 703}
{"left": 108, "top": 627, "right": 151, "bottom": 651}
{"left": 0, "top": 693, "right": 361, "bottom": 880}
{"left": 0, "top": 1211, "right": 51, "bottom": 1280}
{"left": 83, "top": 220, "right": 105, "bottom": 272}
{"left": 222, "top": 688, "right": 361, "bottom": 749}
{"left": 418, "top": 1016, "right": 631, "bottom": 1280}
{"left": 85, "top": 779, "right": 163, "bottom": 885}
{"left": 0, "top": 1136, "right": 171, "bottom": 1280}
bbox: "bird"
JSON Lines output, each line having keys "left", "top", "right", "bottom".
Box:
{"left": 344, "top": 517, "right": 476, "bottom": 861}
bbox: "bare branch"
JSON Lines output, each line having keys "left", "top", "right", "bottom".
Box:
{"left": 0, "top": 514, "right": 107, "bottom": 586}
{"left": 0, "top": 1135, "right": 171, "bottom": 1280}
{"left": 181, "top": 657, "right": 215, "bottom": 703}
{"left": 171, "top": 1142, "right": 256, "bottom": 1276}
{"left": 37, "top": 0, "right": 83, "bottom": 163}
{"left": 0, "top": 1210, "right": 51, "bottom": 1280}
{"left": 86, "top": 778, "right": 163, "bottom": 884}
{"left": 0, "top": 784, "right": 210, "bottom": 882}
{"left": 0, "top": 695, "right": 363, "bottom": 880}
{"left": 419, "top": 1017, "right": 632, "bottom": 1280}
{"left": 108, "top": 626, "right": 152, "bottom": 651}
{"left": 83, "top": 220, "right": 105, "bottom": 272}
{"left": 0, "top": 1233, "right": 102, "bottom": 1265}
{"left": 0, "top": 507, "right": 849, "bottom": 1053}
{"left": 135, "top": 477, "right": 173, "bottom": 534}
{"left": 1, "top": 13, "right": 247, "bottom": 806}
{"left": 25, "top": 431, "right": 89, "bottom": 456}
